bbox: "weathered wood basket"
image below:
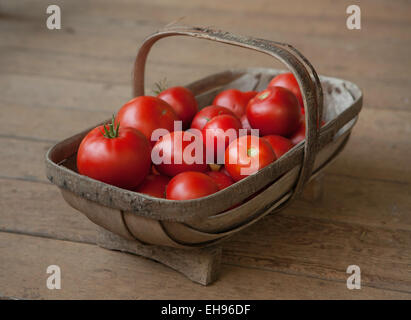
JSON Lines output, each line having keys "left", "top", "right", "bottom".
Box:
{"left": 45, "top": 26, "right": 363, "bottom": 285}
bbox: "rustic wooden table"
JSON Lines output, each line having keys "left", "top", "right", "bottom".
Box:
{"left": 1, "top": 0, "right": 410, "bottom": 299}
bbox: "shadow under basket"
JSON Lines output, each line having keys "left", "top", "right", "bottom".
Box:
{"left": 45, "top": 26, "right": 363, "bottom": 285}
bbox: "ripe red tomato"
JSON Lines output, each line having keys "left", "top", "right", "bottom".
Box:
{"left": 212, "top": 89, "right": 257, "bottom": 118}
{"left": 166, "top": 171, "right": 219, "bottom": 200}
{"left": 202, "top": 114, "right": 242, "bottom": 162}
{"left": 246, "top": 86, "right": 301, "bottom": 136}
{"left": 157, "top": 86, "right": 198, "bottom": 129}
{"left": 243, "top": 90, "right": 258, "bottom": 102}
{"left": 220, "top": 166, "right": 232, "bottom": 178}
{"left": 115, "top": 96, "right": 179, "bottom": 146}
{"left": 290, "top": 120, "right": 306, "bottom": 145}
{"left": 152, "top": 131, "right": 208, "bottom": 177}
{"left": 241, "top": 114, "right": 251, "bottom": 130}
{"left": 190, "top": 105, "right": 237, "bottom": 131}
{"left": 290, "top": 118, "right": 326, "bottom": 145}
{"left": 77, "top": 121, "right": 151, "bottom": 189}
{"left": 262, "top": 135, "right": 294, "bottom": 158}
{"left": 268, "top": 72, "right": 304, "bottom": 113}
{"left": 135, "top": 174, "right": 170, "bottom": 198}
{"left": 224, "top": 135, "right": 276, "bottom": 181}
{"left": 206, "top": 170, "right": 234, "bottom": 190}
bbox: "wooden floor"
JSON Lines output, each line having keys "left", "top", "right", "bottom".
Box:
{"left": 1, "top": 0, "right": 410, "bottom": 299}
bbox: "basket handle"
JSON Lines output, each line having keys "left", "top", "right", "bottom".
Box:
{"left": 132, "top": 26, "right": 323, "bottom": 197}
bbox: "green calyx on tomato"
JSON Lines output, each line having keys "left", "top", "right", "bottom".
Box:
{"left": 152, "top": 78, "right": 169, "bottom": 95}
{"left": 257, "top": 92, "right": 270, "bottom": 100}
{"left": 101, "top": 115, "right": 120, "bottom": 139}
{"left": 247, "top": 147, "right": 258, "bottom": 157}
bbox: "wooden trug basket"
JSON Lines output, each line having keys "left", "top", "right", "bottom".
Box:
{"left": 45, "top": 26, "right": 363, "bottom": 285}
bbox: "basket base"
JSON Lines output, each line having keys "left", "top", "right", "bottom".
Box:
{"left": 96, "top": 227, "right": 222, "bottom": 286}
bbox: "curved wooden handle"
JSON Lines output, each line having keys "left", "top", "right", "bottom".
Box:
{"left": 132, "top": 25, "right": 323, "bottom": 197}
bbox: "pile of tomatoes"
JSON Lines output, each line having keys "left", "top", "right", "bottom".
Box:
{"left": 77, "top": 72, "right": 313, "bottom": 201}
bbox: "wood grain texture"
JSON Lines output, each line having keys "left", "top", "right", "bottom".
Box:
{"left": 0, "top": 232, "right": 409, "bottom": 300}
{"left": 1, "top": 0, "right": 410, "bottom": 298}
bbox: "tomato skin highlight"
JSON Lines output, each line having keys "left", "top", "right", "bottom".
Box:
{"left": 262, "top": 135, "right": 294, "bottom": 158}
{"left": 190, "top": 105, "right": 237, "bottom": 131}
{"left": 268, "top": 72, "right": 304, "bottom": 113}
{"left": 115, "top": 96, "right": 179, "bottom": 146}
{"left": 152, "top": 131, "right": 208, "bottom": 177}
{"left": 157, "top": 86, "right": 198, "bottom": 129}
{"left": 77, "top": 126, "right": 151, "bottom": 190}
{"left": 202, "top": 114, "right": 242, "bottom": 162}
{"left": 135, "top": 174, "right": 170, "bottom": 198}
{"left": 246, "top": 86, "right": 301, "bottom": 137}
{"left": 166, "top": 171, "right": 219, "bottom": 200}
{"left": 206, "top": 170, "right": 234, "bottom": 190}
{"left": 213, "top": 89, "right": 257, "bottom": 118}
{"left": 224, "top": 135, "right": 276, "bottom": 182}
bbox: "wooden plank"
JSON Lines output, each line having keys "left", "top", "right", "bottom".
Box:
{"left": 291, "top": 174, "right": 411, "bottom": 231}
{"left": 2, "top": 0, "right": 409, "bottom": 41}
{"left": 223, "top": 213, "right": 411, "bottom": 293}
{"left": 0, "top": 137, "right": 51, "bottom": 182}
{"left": 1, "top": 179, "right": 410, "bottom": 293}
{"left": 0, "top": 102, "right": 108, "bottom": 142}
{"left": 1, "top": 16, "right": 409, "bottom": 80}
{"left": 329, "top": 109, "right": 411, "bottom": 184}
{"left": 0, "top": 232, "right": 408, "bottom": 299}
{"left": 0, "top": 180, "right": 98, "bottom": 244}
{"left": 0, "top": 74, "right": 129, "bottom": 114}
{"left": 1, "top": 46, "right": 409, "bottom": 112}
{"left": 0, "top": 2, "right": 410, "bottom": 111}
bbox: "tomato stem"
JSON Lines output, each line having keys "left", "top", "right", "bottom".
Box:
{"left": 152, "top": 78, "right": 168, "bottom": 95}
{"left": 101, "top": 115, "right": 120, "bottom": 139}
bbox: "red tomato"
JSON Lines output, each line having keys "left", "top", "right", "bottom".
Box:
{"left": 77, "top": 122, "right": 151, "bottom": 189}
{"left": 241, "top": 114, "right": 252, "bottom": 130}
{"left": 190, "top": 105, "right": 237, "bottom": 131}
{"left": 243, "top": 90, "right": 258, "bottom": 102}
{"left": 202, "top": 114, "right": 242, "bottom": 162}
{"left": 220, "top": 166, "right": 232, "bottom": 178}
{"left": 166, "top": 171, "right": 219, "bottom": 200}
{"left": 290, "top": 120, "right": 306, "bottom": 145}
{"left": 152, "top": 131, "right": 208, "bottom": 177}
{"left": 224, "top": 135, "right": 276, "bottom": 181}
{"left": 157, "top": 86, "right": 198, "bottom": 129}
{"left": 151, "top": 165, "right": 160, "bottom": 175}
{"left": 290, "top": 119, "right": 326, "bottom": 145}
{"left": 212, "top": 89, "right": 257, "bottom": 118}
{"left": 268, "top": 72, "right": 304, "bottom": 113}
{"left": 262, "top": 135, "right": 294, "bottom": 158}
{"left": 135, "top": 174, "right": 170, "bottom": 198}
{"left": 246, "top": 86, "right": 301, "bottom": 136}
{"left": 240, "top": 114, "right": 260, "bottom": 136}
{"left": 206, "top": 171, "right": 234, "bottom": 190}
{"left": 115, "top": 96, "right": 179, "bottom": 146}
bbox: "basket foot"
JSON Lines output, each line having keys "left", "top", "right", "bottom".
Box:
{"left": 96, "top": 227, "right": 222, "bottom": 286}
